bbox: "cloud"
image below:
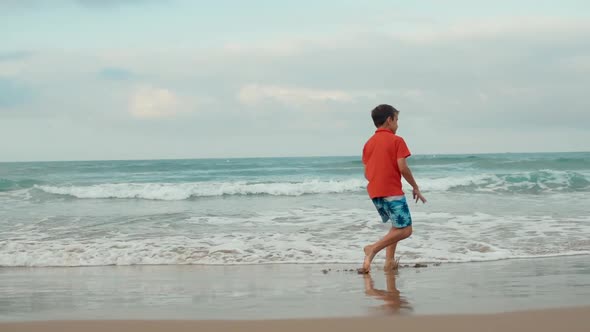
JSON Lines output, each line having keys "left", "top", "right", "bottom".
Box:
{"left": 0, "top": 51, "right": 33, "bottom": 62}
{"left": 222, "top": 16, "right": 589, "bottom": 128}
{"left": 99, "top": 67, "right": 137, "bottom": 81}
{"left": 237, "top": 84, "right": 363, "bottom": 107}
{"left": 129, "top": 86, "right": 182, "bottom": 119}
{"left": 75, "top": 0, "right": 164, "bottom": 9}
{"left": 2, "top": 13, "right": 589, "bottom": 160}
{"left": 389, "top": 16, "right": 590, "bottom": 44}
{"left": 238, "top": 84, "right": 353, "bottom": 106}
{"left": 0, "top": 78, "right": 33, "bottom": 109}
{"left": 223, "top": 41, "right": 301, "bottom": 57}
{"left": 560, "top": 55, "right": 590, "bottom": 72}
{"left": 0, "top": 0, "right": 40, "bottom": 9}
{"left": 0, "top": 0, "right": 163, "bottom": 10}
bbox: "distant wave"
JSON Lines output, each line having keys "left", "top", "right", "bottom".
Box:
{"left": 412, "top": 153, "right": 590, "bottom": 170}
{"left": 35, "top": 179, "right": 367, "bottom": 200}
{"left": 424, "top": 170, "right": 589, "bottom": 194}
{"left": 32, "top": 170, "right": 589, "bottom": 200}
{"left": 0, "top": 178, "right": 43, "bottom": 192}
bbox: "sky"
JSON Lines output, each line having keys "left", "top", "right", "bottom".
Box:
{"left": 1, "top": 0, "right": 589, "bottom": 161}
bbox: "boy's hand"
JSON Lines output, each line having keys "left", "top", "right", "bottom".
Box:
{"left": 412, "top": 188, "right": 427, "bottom": 204}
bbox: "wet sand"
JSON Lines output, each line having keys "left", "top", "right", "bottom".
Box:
{"left": 1, "top": 255, "right": 589, "bottom": 323}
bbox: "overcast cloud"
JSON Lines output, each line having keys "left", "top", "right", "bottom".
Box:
{"left": 0, "top": 1, "right": 588, "bottom": 161}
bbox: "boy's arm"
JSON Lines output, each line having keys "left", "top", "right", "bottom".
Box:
{"left": 397, "top": 158, "right": 427, "bottom": 203}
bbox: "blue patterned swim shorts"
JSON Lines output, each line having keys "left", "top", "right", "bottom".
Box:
{"left": 372, "top": 196, "right": 412, "bottom": 228}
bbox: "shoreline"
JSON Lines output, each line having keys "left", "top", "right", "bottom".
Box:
{"left": 3, "top": 249, "right": 590, "bottom": 268}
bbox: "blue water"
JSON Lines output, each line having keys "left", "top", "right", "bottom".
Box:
{"left": 1, "top": 152, "right": 589, "bottom": 266}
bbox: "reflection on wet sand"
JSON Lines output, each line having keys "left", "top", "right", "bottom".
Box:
{"left": 363, "top": 272, "right": 413, "bottom": 315}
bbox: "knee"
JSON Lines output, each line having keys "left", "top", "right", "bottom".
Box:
{"left": 404, "top": 226, "right": 413, "bottom": 238}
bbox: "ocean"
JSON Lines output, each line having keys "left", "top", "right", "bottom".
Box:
{"left": 1, "top": 152, "right": 589, "bottom": 267}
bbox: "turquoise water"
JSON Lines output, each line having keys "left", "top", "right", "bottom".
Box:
{"left": 1, "top": 152, "right": 589, "bottom": 266}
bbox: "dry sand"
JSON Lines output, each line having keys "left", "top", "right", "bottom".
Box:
{"left": 2, "top": 306, "right": 589, "bottom": 332}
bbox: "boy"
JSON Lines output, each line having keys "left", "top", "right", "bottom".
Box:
{"left": 358, "top": 104, "right": 426, "bottom": 274}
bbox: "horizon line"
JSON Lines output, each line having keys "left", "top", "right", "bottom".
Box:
{"left": 1, "top": 150, "right": 588, "bottom": 164}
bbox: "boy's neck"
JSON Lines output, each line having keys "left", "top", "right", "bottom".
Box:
{"left": 378, "top": 125, "right": 396, "bottom": 134}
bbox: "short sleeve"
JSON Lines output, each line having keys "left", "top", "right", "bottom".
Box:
{"left": 396, "top": 137, "right": 411, "bottom": 159}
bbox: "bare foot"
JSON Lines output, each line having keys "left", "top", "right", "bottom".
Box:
{"left": 357, "top": 245, "right": 375, "bottom": 274}
{"left": 384, "top": 257, "right": 400, "bottom": 272}
{"left": 383, "top": 261, "right": 394, "bottom": 271}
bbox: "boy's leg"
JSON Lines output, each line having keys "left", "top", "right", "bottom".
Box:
{"left": 360, "top": 226, "right": 412, "bottom": 273}
{"left": 384, "top": 242, "right": 398, "bottom": 271}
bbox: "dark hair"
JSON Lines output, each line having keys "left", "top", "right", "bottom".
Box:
{"left": 371, "top": 104, "right": 399, "bottom": 127}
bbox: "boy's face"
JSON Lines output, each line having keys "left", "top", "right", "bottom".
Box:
{"left": 388, "top": 113, "right": 399, "bottom": 133}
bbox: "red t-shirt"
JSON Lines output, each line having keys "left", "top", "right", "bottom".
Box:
{"left": 362, "top": 128, "right": 411, "bottom": 198}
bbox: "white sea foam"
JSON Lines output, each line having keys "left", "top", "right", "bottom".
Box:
{"left": 416, "top": 174, "right": 494, "bottom": 191}
{"left": 2, "top": 209, "right": 589, "bottom": 267}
